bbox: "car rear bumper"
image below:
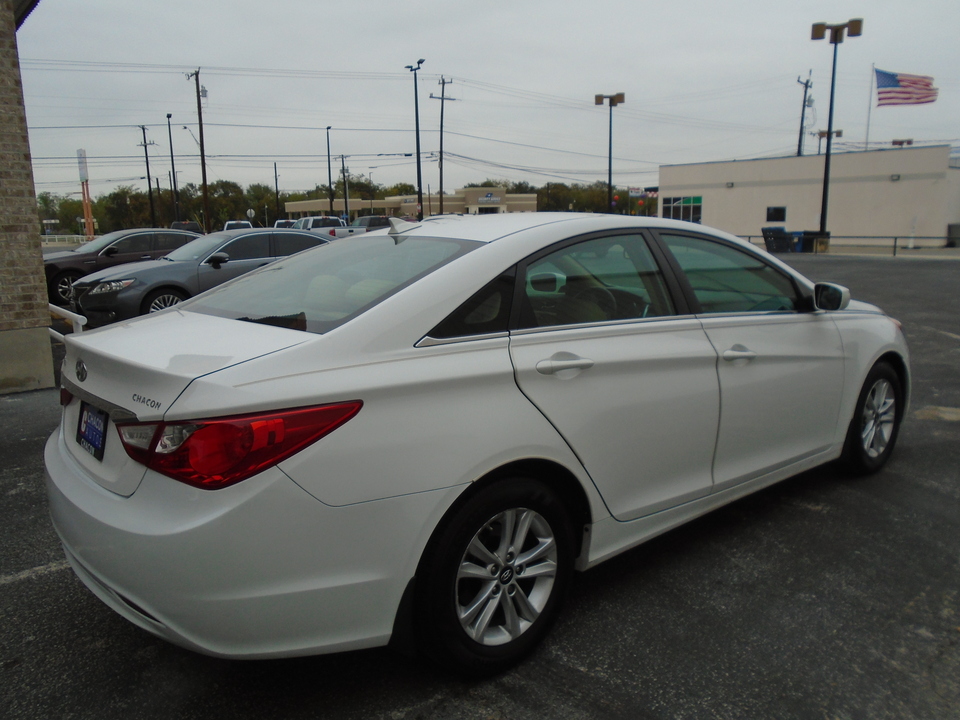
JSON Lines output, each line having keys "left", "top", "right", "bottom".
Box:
{"left": 43, "top": 428, "right": 459, "bottom": 658}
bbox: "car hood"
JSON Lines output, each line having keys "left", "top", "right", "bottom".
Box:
{"left": 846, "top": 299, "right": 883, "bottom": 314}
{"left": 76, "top": 259, "right": 187, "bottom": 285}
{"left": 43, "top": 249, "right": 81, "bottom": 261}
{"left": 61, "top": 310, "right": 310, "bottom": 423}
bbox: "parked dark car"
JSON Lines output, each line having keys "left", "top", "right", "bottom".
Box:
{"left": 71, "top": 228, "right": 329, "bottom": 327}
{"left": 43, "top": 228, "right": 200, "bottom": 304}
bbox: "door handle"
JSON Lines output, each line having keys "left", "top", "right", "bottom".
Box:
{"left": 722, "top": 345, "right": 757, "bottom": 362}
{"left": 536, "top": 356, "right": 595, "bottom": 375}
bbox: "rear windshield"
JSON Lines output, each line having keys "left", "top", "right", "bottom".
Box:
{"left": 186, "top": 234, "right": 478, "bottom": 334}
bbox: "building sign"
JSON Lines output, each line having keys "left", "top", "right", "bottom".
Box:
{"left": 77, "top": 149, "right": 89, "bottom": 182}
{"left": 477, "top": 192, "right": 502, "bottom": 204}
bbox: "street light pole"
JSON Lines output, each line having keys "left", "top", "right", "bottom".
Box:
{"left": 595, "top": 93, "right": 625, "bottom": 213}
{"left": 326, "top": 126, "right": 334, "bottom": 215}
{"left": 166, "top": 113, "right": 180, "bottom": 222}
{"left": 406, "top": 59, "right": 425, "bottom": 220}
{"left": 430, "top": 77, "right": 457, "bottom": 215}
{"left": 812, "top": 18, "right": 862, "bottom": 235}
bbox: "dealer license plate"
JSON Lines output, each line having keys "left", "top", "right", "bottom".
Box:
{"left": 76, "top": 402, "right": 109, "bottom": 461}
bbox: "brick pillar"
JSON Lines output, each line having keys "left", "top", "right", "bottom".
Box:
{"left": 0, "top": 0, "right": 54, "bottom": 393}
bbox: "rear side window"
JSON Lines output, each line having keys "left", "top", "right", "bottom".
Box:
{"left": 221, "top": 234, "right": 270, "bottom": 261}
{"left": 660, "top": 234, "right": 801, "bottom": 313}
{"left": 188, "top": 234, "right": 477, "bottom": 334}
{"left": 518, "top": 234, "right": 675, "bottom": 329}
{"left": 429, "top": 273, "right": 515, "bottom": 339}
{"left": 110, "top": 234, "right": 152, "bottom": 254}
{"left": 274, "top": 232, "right": 323, "bottom": 256}
{"left": 157, "top": 233, "right": 194, "bottom": 251}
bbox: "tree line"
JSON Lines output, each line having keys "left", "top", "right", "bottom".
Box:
{"left": 37, "top": 177, "right": 658, "bottom": 235}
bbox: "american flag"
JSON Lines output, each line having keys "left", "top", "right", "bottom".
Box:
{"left": 875, "top": 69, "right": 938, "bottom": 106}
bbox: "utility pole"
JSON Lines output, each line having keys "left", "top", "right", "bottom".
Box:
{"left": 187, "top": 69, "right": 210, "bottom": 233}
{"left": 326, "top": 126, "right": 334, "bottom": 215}
{"left": 797, "top": 71, "right": 813, "bottom": 156}
{"left": 166, "top": 114, "right": 180, "bottom": 222}
{"left": 138, "top": 125, "right": 157, "bottom": 226}
{"left": 274, "top": 163, "right": 280, "bottom": 219}
{"left": 430, "top": 76, "right": 457, "bottom": 215}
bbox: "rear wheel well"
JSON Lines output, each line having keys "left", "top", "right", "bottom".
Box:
{"left": 390, "top": 459, "right": 592, "bottom": 656}
{"left": 417, "top": 459, "right": 592, "bottom": 578}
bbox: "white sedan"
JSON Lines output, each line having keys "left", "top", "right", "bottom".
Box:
{"left": 45, "top": 213, "right": 909, "bottom": 676}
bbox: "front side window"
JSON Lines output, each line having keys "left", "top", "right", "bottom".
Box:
{"left": 188, "top": 234, "right": 477, "bottom": 334}
{"left": 518, "top": 234, "right": 675, "bottom": 329}
{"left": 660, "top": 234, "right": 801, "bottom": 314}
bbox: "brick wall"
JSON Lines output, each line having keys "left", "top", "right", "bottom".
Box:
{"left": 0, "top": 0, "right": 54, "bottom": 392}
{"left": 1, "top": 0, "right": 47, "bottom": 332}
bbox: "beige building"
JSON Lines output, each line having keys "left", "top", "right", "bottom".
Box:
{"left": 659, "top": 145, "right": 960, "bottom": 243}
{"left": 0, "top": 0, "right": 55, "bottom": 394}
{"left": 286, "top": 186, "right": 537, "bottom": 219}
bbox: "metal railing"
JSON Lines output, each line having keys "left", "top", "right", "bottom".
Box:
{"left": 40, "top": 235, "right": 88, "bottom": 246}
{"left": 740, "top": 235, "right": 955, "bottom": 257}
{"left": 48, "top": 304, "right": 86, "bottom": 342}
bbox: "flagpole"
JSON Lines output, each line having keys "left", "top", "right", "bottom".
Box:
{"left": 865, "top": 64, "right": 875, "bottom": 150}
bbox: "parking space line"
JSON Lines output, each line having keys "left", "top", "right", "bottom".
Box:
{"left": 0, "top": 560, "right": 70, "bottom": 586}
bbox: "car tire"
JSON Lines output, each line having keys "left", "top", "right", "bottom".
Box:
{"left": 841, "top": 361, "right": 903, "bottom": 475}
{"left": 414, "top": 477, "right": 574, "bottom": 677}
{"left": 50, "top": 270, "right": 83, "bottom": 305}
{"left": 142, "top": 288, "right": 188, "bottom": 314}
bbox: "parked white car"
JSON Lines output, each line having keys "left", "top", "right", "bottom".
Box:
{"left": 45, "top": 213, "right": 909, "bottom": 676}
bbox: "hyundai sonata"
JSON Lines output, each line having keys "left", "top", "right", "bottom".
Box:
{"left": 45, "top": 213, "right": 909, "bottom": 676}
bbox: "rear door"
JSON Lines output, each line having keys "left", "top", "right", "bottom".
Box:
{"left": 155, "top": 231, "right": 196, "bottom": 257}
{"left": 508, "top": 231, "right": 721, "bottom": 521}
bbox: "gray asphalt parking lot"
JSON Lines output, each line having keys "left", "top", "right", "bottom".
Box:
{"left": 2, "top": 254, "right": 958, "bottom": 719}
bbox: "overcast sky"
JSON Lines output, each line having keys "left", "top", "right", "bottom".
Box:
{"left": 15, "top": 0, "right": 960, "bottom": 201}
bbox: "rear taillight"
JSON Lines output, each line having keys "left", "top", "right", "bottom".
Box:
{"left": 116, "top": 402, "right": 362, "bottom": 490}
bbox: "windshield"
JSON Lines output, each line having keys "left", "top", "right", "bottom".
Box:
{"left": 164, "top": 233, "right": 230, "bottom": 261}
{"left": 73, "top": 230, "right": 132, "bottom": 254}
{"left": 187, "top": 234, "right": 478, "bottom": 334}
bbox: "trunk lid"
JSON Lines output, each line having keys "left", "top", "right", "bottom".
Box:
{"left": 60, "top": 309, "right": 309, "bottom": 496}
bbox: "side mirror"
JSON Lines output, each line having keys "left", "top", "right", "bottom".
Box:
{"left": 814, "top": 282, "right": 850, "bottom": 311}
{"left": 530, "top": 272, "right": 561, "bottom": 293}
{"left": 102, "top": 246, "right": 119, "bottom": 257}
{"left": 207, "top": 252, "right": 229, "bottom": 269}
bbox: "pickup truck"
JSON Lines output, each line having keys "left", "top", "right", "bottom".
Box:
{"left": 291, "top": 216, "right": 346, "bottom": 231}
{"left": 328, "top": 215, "right": 392, "bottom": 239}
